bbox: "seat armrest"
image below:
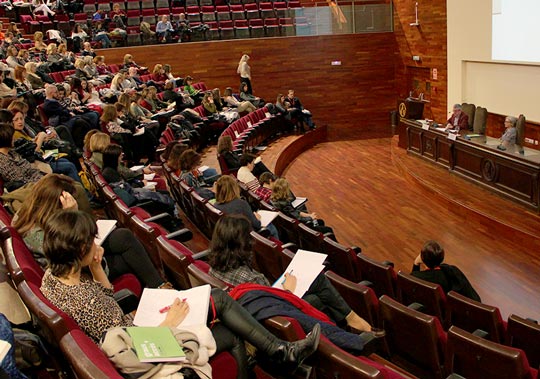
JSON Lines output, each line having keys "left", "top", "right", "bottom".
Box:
{"left": 166, "top": 228, "right": 193, "bottom": 243}
{"left": 144, "top": 212, "right": 170, "bottom": 223}
{"left": 192, "top": 249, "right": 210, "bottom": 260}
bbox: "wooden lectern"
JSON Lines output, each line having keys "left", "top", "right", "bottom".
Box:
{"left": 398, "top": 98, "right": 425, "bottom": 120}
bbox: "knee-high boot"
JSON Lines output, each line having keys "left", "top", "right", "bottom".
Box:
{"left": 210, "top": 289, "right": 320, "bottom": 372}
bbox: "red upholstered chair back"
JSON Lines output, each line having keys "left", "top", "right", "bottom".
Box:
{"left": 396, "top": 271, "right": 448, "bottom": 327}
{"left": 447, "top": 290, "right": 506, "bottom": 342}
{"left": 446, "top": 326, "right": 537, "bottom": 379}
{"left": 325, "top": 270, "right": 380, "bottom": 328}
{"left": 356, "top": 253, "right": 397, "bottom": 298}
{"left": 379, "top": 295, "right": 446, "bottom": 379}
{"left": 507, "top": 314, "right": 540, "bottom": 369}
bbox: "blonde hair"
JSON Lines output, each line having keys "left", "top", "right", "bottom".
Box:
{"left": 237, "top": 54, "right": 249, "bottom": 74}
{"left": 46, "top": 43, "right": 57, "bottom": 55}
{"left": 152, "top": 64, "right": 162, "bottom": 74}
{"left": 215, "top": 175, "right": 240, "bottom": 204}
{"left": 88, "top": 132, "right": 110, "bottom": 153}
{"left": 123, "top": 54, "right": 133, "bottom": 65}
{"left": 24, "top": 62, "right": 37, "bottom": 74}
{"left": 270, "top": 178, "right": 290, "bottom": 202}
{"left": 74, "top": 58, "right": 85, "bottom": 69}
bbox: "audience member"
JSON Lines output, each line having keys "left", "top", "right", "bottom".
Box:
{"left": 209, "top": 215, "right": 381, "bottom": 355}
{"left": 271, "top": 177, "right": 335, "bottom": 236}
{"left": 40, "top": 210, "right": 319, "bottom": 378}
{"left": 412, "top": 240, "right": 481, "bottom": 301}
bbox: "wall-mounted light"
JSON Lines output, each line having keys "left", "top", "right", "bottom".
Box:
{"left": 410, "top": 2, "right": 420, "bottom": 26}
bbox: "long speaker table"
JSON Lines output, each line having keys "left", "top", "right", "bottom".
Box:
{"left": 400, "top": 118, "right": 540, "bottom": 212}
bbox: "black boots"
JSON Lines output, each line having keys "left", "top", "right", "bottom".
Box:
{"left": 266, "top": 323, "right": 321, "bottom": 372}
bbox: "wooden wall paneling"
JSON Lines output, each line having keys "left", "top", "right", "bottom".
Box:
{"left": 100, "top": 33, "right": 397, "bottom": 140}
{"left": 393, "top": 0, "right": 447, "bottom": 123}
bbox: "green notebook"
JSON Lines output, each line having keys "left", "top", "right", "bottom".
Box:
{"left": 127, "top": 327, "right": 186, "bottom": 363}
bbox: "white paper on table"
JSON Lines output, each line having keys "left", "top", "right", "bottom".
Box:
{"left": 94, "top": 220, "right": 117, "bottom": 246}
{"left": 434, "top": 127, "right": 448, "bottom": 132}
{"left": 256, "top": 210, "right": 278, "bottom": 227}
{"left": 272, "top": 249, "right": 327, "bottom": 298}
{"left": 130, "top": 165, "right": 145, "bottom": 171}
{"left": 198, "top": 165, "right": 209, "bottom": 173}
{"left": 144, "top": 173, "right": 156, "bottom": 181}
{"left": 133, "top": 285, "right": 211, "bottom": 328}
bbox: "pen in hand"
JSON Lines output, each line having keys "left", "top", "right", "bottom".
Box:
{"left": 159, "top": 298, "right": 187, "bottom": 313}
{"left": 281, "top": 270, "right": 294, "bottom": 284}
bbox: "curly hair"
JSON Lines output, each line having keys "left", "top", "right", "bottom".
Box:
{"left": 208, "top": 215, "right": 253, "bottom": 271}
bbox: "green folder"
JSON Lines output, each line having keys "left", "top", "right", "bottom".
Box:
{"left": 127, "top": 327, "right": 186, "bottom": 363}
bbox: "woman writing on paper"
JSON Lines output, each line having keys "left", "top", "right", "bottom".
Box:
{"left": 40, "top": 210, "right": 320, "bottom": 378}
{"left": 271, "top": 178, "right": 335, "bottom": 236}
{"left": 213, "top": 175, "right": 279, "bottom": 239}
{"left": 12, "top": 174, "right": 172, "bottom": 289}
{"left": 209, "top": 215, "right": 383, "bottom": 355}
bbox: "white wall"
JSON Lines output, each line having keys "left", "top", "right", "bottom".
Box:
{"left": 447, "top": 0, "right": 540, "bottom": 122}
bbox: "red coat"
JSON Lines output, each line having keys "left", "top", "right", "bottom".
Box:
{"left": 447, "top": 112, "right": 469, "bottom": 130}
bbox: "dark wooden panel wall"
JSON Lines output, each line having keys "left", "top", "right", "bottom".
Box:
{"left": 100, "top": 33, "right": 397, "bottom": 140}
{"left": 393, "top": 0, "right": 447, "bottom": 123}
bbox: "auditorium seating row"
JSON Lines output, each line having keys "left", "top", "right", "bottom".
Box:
{"left": 79, "top": 149, "right": 410, "bottom": 378}
{"left": 80, "top": 0, "right": 295, "bottom": 13}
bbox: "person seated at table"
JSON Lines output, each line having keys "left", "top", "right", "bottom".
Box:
{"left": 411, "top": 240, "right": 481, "bottom": 301}
{"left": 445, "top": 104, "right": 468, "bottom": 132}
{"left": 209, "top": 215, "right": 383, "bottom": 355}
{"left": 213, "top": 175, "right": 278, "bottom": 238}
{"left": 271, "top": 178, "right": 335, "bottom": 236}
{"left": 40, "top": 210, "right": 320, "bottom": 378}
{"left": 497, "top": 116, "right": 518, "bottom": 152}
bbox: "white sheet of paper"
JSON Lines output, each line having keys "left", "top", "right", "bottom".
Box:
{"left": 273, "top": 250, "right": 327, "bottom": 298}
{"left": 291, "top": 197, "right": 307, "bottom": 209}
{"left": 144, "top": 173, "right": 156, "bottom": 181}
{"left": 133, "top": 285, "right": 211, "bottom": 328}
{"left": 133, "top": 127, "right": 145, "bottom": 136}
{"left": 434, "top": 127, "right": 448, "bottom": 132}
{"left": 130, "top": 165, "right": 145, "bottom": 171}
{"left": 0, "top": 340, "right": 10, "bottom": 364}
{"left": 447, "top": 132, "right": 458, "bottom": 141}
{"left": 257, "top": 210, "right": 278, "bottom": 227}
{"left": 95, "top": 220, "right": 117, "bottom": 246}
{"left": 144, "top": 181, "right": 157, "bottom": 190}
{"left": 422, "top": 123, "right": 430, "bottom": 130}
{"left": 198, "top": 165, "right": 209, "bottom": 173}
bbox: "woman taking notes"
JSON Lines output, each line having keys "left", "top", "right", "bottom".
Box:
{"left": 40, "top": 210, "right": 319, "bottom": 378}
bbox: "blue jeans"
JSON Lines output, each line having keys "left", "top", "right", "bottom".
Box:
{"left": 49, "top": 158, "right": 81, "bottom": 183}
{"left": 0, "top": 313, "right": 27, "bottom": 379}
{"left": 94, "top": 33, "right": 111, "bottom": 48}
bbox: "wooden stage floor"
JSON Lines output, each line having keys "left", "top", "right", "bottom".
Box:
{"left": 278, "top": 136, "right": 540, "bottom": 320}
